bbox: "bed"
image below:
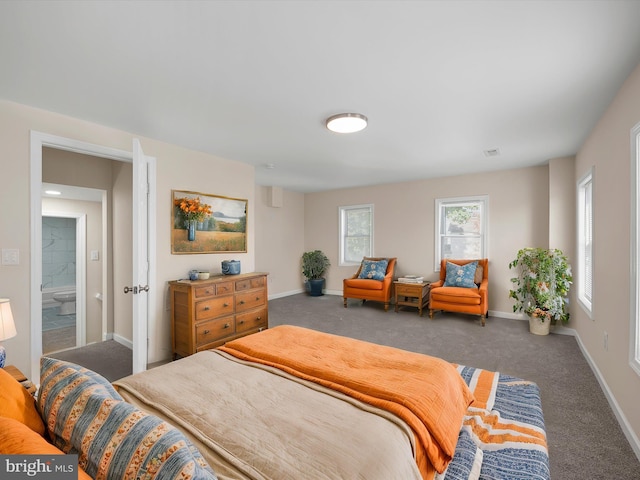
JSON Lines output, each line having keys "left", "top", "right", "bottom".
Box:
{"left": 113, "top": 325, "right": 550, "bottom": 480}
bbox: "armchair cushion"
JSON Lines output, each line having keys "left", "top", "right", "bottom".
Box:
{"left": 357, "top": 259, "right": 389, "bottom": 281}
{"left": 443, "top": 261, "right": 478, "bottom": 288}
{"left": 344, "top": 278, "right": 385, "bottom": 290}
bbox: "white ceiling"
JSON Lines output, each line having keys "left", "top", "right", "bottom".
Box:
{"left": 2, "top": 1, "right": 640, "bottom": 193}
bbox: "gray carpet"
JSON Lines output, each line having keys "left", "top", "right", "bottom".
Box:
{"left": 49, "top": 294, "right": 640, "bottom": 479}
{"left": 47, "top": 340, "right": 132, "bottom": 382}
{"left": 269, "top": 294, "right": 640, "bottom": 480}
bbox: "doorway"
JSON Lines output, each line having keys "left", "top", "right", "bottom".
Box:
{"left": 29, "top": 132, "right": 155, "bottom": 382}
{"left": 41, "top": 212, "right": 86, "bottom": 354}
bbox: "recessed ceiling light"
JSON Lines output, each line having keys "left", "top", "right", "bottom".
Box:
{"left": 44, "top": 190, "right": 62, "bottom": 195}
{"left": 326, "top": 113, "right": 368, "bottom": 134}
{"left": 265, "top": 163, "right": 276, "bottom": 169}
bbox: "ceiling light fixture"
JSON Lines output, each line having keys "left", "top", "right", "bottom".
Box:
{"left": 44, "top": 190, "right": 62, "bottom": 195}
{"left": 326, "top": 113, "right": 368, "bottom": 133}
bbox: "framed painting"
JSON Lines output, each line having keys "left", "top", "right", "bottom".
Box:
{"left": 171, "top": 190, "right": 248, "bottom": 254}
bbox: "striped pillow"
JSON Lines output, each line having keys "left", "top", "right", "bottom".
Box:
{"left": 38, "top": 357, "right": 217, "bottom": 480}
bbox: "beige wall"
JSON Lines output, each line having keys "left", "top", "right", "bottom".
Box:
{"left": 254, "top": 186, "right": 305, "bottom": 297}
{"left": 0, "top": 99, "right": 255, "bottom": 377}
{"left": 304, "top": 165, "right": 552, "bottom": 315}
{"left": 112, "top": 161, "right": 133, "bottom": 343}
{"left": 574, "top": 62, "right": 640, "bottom": 447}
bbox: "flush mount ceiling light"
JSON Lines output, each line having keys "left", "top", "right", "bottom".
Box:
{"left": 326, "top": 113, "right": 368, "bottom": 133}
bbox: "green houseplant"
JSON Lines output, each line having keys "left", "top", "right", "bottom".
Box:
{"left": 508, "top": 247, "right": 572, "bottom": 335}
{"left": 302, "top": 250, "right": 330, "bottom": 296}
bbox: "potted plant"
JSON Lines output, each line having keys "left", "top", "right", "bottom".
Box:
{"left": 302, "top": 250, "right": 330, "bottom": 296}
{"left": 508, "top": 247, "right": 572, "bottom": 335}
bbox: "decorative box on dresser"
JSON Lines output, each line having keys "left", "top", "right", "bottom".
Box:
{"left": 169, "top": 272, "right": 268, "bottom": 359}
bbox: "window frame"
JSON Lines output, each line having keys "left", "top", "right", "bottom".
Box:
{"left": 577, "top": 168, "right": 594, "bottom": 318}
{"left": 630, "top": 122, "right": 640, "bottom": 376}
{"left": 338, "top": 204, "right": 374, "bottom": 267}
{"left": 434, "top": 195, "right": 488, "bottom": 271}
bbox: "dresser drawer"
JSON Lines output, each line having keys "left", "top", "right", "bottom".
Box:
{"left": 236, "top": 276, "right": 265, "bottom": 291}
{"left": 216, "top": 281, "right": 234, "bottom": 295}
{"left": 196, "top": 317, "right": 235, "bottom": 346}
{"left": 236, "top": 307, "right": 268, "bottom": 333}
{"left": 195, "top": 295, "right": 234, "bottom": 321}
{"left": 236, "top": 289, "right": 266, "bottom": 312}
{"left": 195, "top": 285, "right": 216, "bottom": 298}
{"left": 395, "top": 283, "right": 428, "bottom": 297}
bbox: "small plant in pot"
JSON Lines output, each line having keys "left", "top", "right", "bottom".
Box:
{"left": 508, "top": 247, "right": 572, "bottom": 335}
{"left": 302, "top": 250, "right": 330, "bottom": 296}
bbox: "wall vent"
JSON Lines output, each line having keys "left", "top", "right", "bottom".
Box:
{"left": 483, "top": 148, "right": 501, "bottom": 157}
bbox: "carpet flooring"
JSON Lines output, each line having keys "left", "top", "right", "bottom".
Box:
{"left": 49, "top": 293, "right": 640, "bottom": 479}
{"left": 47, "top": 339, "right": 132, "bottom": 382}
{"left": 270, "top": 294, "right": 640, "bottom": 480}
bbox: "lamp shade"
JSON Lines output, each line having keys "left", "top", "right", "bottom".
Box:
{"left": 0, "top": 299, "right": 17, "bottom": 341}
{"left": 326, "top": 113, "right": 368, "bottom": 133}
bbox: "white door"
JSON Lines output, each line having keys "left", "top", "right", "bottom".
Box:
{"left": 132, "top": 139, "right": 150, "bottom": 374}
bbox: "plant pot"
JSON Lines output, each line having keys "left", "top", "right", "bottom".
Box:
{"left": 529, "top": 315, "right": 551, "bottom": 336}
{"left": 307, "top": 278, "right": 325, "bottom": 297}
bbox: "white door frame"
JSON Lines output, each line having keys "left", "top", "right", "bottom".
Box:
{"left": 29, "top": 131, "right": 155, "bottom": 381}
{"left": 41, "top": 211, "right": 87, "bottom": 349}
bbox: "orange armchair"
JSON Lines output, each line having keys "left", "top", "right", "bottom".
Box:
{"left": 343, "top": 257, "right": 397, "bottom": 311}
{"left": 429, "top": 259, "right": 489, "bottom": 326}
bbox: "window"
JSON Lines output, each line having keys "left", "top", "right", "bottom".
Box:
{"left": 435, "top": 196, "right": 488, "bottom": 270}
{"left": 577, "top": 169, "right": 593, "bottom": 316}
{"left": 631, "top": 122, "right": 640, "bottom": 376}
{"left": 339, "top": 204, "right": 373, "bottom": 266}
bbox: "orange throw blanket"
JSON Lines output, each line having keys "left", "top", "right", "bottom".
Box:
{"left": 219, "top": 326, "right": 474, "bottom": 479}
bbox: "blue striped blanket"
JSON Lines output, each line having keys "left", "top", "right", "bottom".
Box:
{"left": 439, "top": 366, "right": 550, "bottom": 480}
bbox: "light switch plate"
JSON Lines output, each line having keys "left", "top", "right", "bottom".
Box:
{"left": 90, "top": 250, "right": 100, "bottom": 261}
{"left": 1, "top": 248, "right": 19, "bottom": 265}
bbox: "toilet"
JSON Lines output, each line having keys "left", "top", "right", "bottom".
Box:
{"left": 53, "top": 290, "right": 76, "bottom": 315}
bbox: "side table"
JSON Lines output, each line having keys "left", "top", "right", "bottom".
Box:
{"left": 4, "top": 365, "right": 37, "bottom": 396}
{"left": 394, "top": 281, "right": 431, "bottom": 316}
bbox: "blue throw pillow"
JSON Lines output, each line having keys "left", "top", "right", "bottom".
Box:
{"left": 358, "top": 259, "right": 389, "bottom": 281}
{"left": 444, "top": 261, "right": 478, "bottom": 288}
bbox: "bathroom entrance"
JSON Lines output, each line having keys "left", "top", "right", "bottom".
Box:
{"left": 41, "top": 205, "right": 95, "bottom": 354}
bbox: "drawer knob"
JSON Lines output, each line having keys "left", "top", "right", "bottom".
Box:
{"left": 203, "top": 329, "right": 210, "bottom": 335}
{"left": 256, "top": 316, "right": 261, "bottom": 321}
{"left": 239, "top": 320, "right": 245, "bottom": 325}
{"left": 240, "top": 300, "right": 245, "bottom": 305}
{"left": 255, "top": 296, "right": 260, "bottom": 301}
{"left": 224, "top": 323, "right": 230, "bottom": 329}
{"left": 223, "top": 303, "right": 230, "bottom": 307}
{"left": 204, "top": 306, "right": 210, "bottom": 311}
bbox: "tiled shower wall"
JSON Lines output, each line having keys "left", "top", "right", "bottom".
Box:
{"left": 42, "top": 216, "right": 76, "bottom": 289}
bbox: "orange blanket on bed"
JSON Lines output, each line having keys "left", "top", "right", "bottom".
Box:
{"left": 218, "top": 325, "right": 474, "bottom": 480}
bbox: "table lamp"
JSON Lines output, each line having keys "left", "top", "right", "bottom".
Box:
{"left": 0, "top": 298, "right": 17, "bottom": 368}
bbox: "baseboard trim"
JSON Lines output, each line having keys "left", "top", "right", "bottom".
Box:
{"left": 269, "top": 288, "right": 304, "bottom": 300}
{"left": 572, "top": 331, "right": 640, "bottom": 462}
{"left": 113, "top": 334, "right": 133, "bottom": 350}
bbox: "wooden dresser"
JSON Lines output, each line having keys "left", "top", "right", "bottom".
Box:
{"left": 169, "top": 272, "right": 268, "bottom": 359}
